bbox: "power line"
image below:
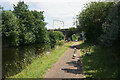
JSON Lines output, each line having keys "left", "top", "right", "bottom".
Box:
{"left": 53, "top": 19, "right": 64, "bottom": 29}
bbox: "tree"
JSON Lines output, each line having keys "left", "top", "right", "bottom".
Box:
{"left": 77, "top": 2, "right": 115, "bottom": 44}
{"left": 35, "top": 27, "right": 50, "bottom": 44}
{"left": 13, "top": 1, "right": 48, "bottom": 45}
{"left": 2, "top": 10, "right": 19, "bottom": 46}
{"left": 13, "top": 1, "right": 35, "bottom": 45}
{"left": 48, "top": 31, "right": 64, "bottom": 43}
{"left": 31, "top": 10, "right": 49, "bottom": 44}
{"left": 99, "top": 3, "right": 119, "bottom": 47}
{"left": 55, "top": 31, "right": 64, "bottom": 41}
{"left": 48, "top": 31, "right": 58, "bottom": 43}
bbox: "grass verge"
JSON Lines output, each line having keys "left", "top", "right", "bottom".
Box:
{"left": 79, "top": 41, "right": 119, "bottom": 79}
{"left": 10, "top": 42, "right": 73, "bottom": 78}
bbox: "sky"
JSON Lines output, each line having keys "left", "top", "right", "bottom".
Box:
{"left": 0, "top": 0, "right": 100, "bottom": 29}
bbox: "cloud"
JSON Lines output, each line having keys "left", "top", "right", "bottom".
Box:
{"left": 27, "top": 1, "right": 90, "bottom": 29}
{"left": 0, "top": 0, "right": 93, "bottom": 29}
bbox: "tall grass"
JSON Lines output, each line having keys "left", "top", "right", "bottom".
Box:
{"left": 79, "top": 41, "right": 119, "bottom": 79}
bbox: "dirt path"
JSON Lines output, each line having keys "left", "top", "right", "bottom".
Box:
{"left": 44, "top": 42, "right": 85, "bottom": 78}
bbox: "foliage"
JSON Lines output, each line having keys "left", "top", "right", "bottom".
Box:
{"left": 2, "top": 10, "right": 19, "bottom": 46}
{"left": 77, "top": 2, "right": 120, "bottom": 79}
{"left": 58, "top": 28, "right": 61, "bottom": 31}
{"left": 35, "top": 27, "right": 50, "bottom": 44}
{"left": 48, "top": 31, "right": 57, "bottom": 43}
{"left": 77, "top": 2, "right": 115, "bottom": 44}
{"left": 48, "top": 31, "right": 64, "bottom": 44}
{"left": 2, "top": 1, "right": 50, "bottom": 46}
{"left": 71, "top": 34, "right": 78, "bottom": 41}
{"left": 10, "top": 42, "right": 73, "bottom": 78}
{"left": 55, "top": 31, "right": 64, "bottom": 41}
{"left": 100, "top": 6, "right": 119, "bottom": 47}
{"left": 20, "top": 31, "right": 36, "bottom": 45}
{"left": 13, "top": 1, "right": 35, "bottom": 45}
{"left": 31, "top": 10, "right": 49, "bottom": 44}
{"left": 68, "top": 27, "right": 76, "bottom": 31}
{"left": 99, "top": 3, "right": 120, "bottom": 47}
{"left": 80, "top": 41, "right": 119, "bottom": 78}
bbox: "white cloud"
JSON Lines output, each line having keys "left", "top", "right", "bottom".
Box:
{"left": 27, "top": 1, "right": 90, "bottom": 29}
{"left": 0, "top": 0, "right": 95, "bottom": 29}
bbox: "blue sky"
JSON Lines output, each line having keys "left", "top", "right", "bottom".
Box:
{"left": 0, "top": 0, "right": 93, "bottom": 29}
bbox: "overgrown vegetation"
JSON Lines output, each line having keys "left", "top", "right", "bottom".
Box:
{"left": 79, "top": 41, "right": 119, "bottom": 79}
{"left": 2, "top": 1, "right": 64, "bottom": 47}
{"left": 71, "top": 34, "right": 78, "bottom": 41}
{"left": 48, "top": 30, "right": 64, "bottom": 44}
{"left": 77, "top": 1, "right": 120, "bottom": 79}
{"left": 10, "top": 42, "right": 73, "bottom": 78}
{"left": 2, "top": 1, "right": 65, "bottom": 78}
{"left": 77, "top": 2, "right": 120, "bottom": 46}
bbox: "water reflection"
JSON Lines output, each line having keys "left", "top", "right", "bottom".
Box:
{"left": 2, "top": 43, "right": 52, "bottom": 78}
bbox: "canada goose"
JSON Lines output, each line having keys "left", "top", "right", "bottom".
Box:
{"left": 73, "top": 53, "right": 76, "bottom": 57}
{"left": 74, "top": 47, "right": 77, "bottom": 51}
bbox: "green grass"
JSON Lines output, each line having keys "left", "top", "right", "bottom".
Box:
{"left": 79, "top": 41, "right": 119, "bottom": 79}
{"left": 9, "top": 42, "right": 73, "bottom": 78}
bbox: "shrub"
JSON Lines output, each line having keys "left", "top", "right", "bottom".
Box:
{"left": 71, "top": 34, "right": 78, "bottom": 41}
{"left": 2, "top": 10, "right": 19, "bottom": 46}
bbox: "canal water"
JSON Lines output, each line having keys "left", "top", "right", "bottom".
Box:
{"left": 2, "top": 43, "right": 54, "bottom": 78}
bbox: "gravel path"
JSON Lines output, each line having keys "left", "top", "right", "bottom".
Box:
{"left": 44, "top": 42, "right": 85, "bottom": 79}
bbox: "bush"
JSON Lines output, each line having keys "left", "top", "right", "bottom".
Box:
{"left": 2, "top": 1, "right": 49, "bottom": 46}
{"left": 99, "top": 5, "right": 119, "bottom": 47}
{"left": 48, "top": 31, "right": 64, "bottom": 43}
{"left": 77, "top": 2, "right": 115, "bottom": 44}
{"left": 35, "top": 27, "right": 50, "bottom": 44}
{"left": 2, "top": 10, "right": 19, "bottom": 46}
{"left": 71, "top": 34, "right": 78, "bottom": 41}
{"left": 55, "top": 31, "right": 64, "bottom": 41}
{"left": 20, "top": 31, "right": 36, "bottom": 45}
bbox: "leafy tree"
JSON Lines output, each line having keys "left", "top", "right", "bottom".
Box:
{"left": 55, "top": 31, "right": 64, "bottom": 41}
{"left": 58, "top": 28, "right": 61, "bottom": 31}
{"left": 31, "top": 10, "right": 49, "bottom": 44}
{"left": 20, "top": 31, "right": 36, "bottom": 45}
{"left": 99, "top": 3, "right": 119, "bottom": 47}
{"left": 13, "top": 1, "right": 35, "bottom": 45}
{"left": 35, "top": 27, "right": 50, "bottom": 44}
{"left": 13, "top": 1, "right": 48, "bottom": 45}
{"left": 2, "top": 10, "right": 19, "bottom": 46}
{"left": 13, "top": 1, "right": 34, "bottom": 30}
{"left": 2, "top": 1, "right": 64, "bottom": 46}
{"left": 48, "top": 31, "right": 64, "bottom": 43}
{"left": 48, "top": 31, "right": 57, "bottom": 43}
{"left": 77, "top": 2, "right": 115, "bottom": 44}
{"left": 68, "top": 27, "right": 76, "bottom": 31}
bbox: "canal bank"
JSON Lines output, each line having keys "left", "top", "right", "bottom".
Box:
{"left": 9, "top": 42, "right": 73, "bottom": 78}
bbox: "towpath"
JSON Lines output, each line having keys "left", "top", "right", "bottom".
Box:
{"left": 44, "top": 42, "right": 85, "bottom": 79}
